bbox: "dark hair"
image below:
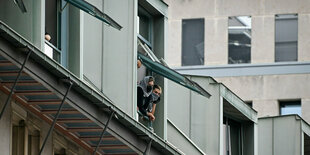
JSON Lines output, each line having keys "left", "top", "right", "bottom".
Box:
{"left": 148, "top": 77, "right": 154, "bottom": 82}
{"left": 153, "top": 85, "right": 161, "bottom": 91}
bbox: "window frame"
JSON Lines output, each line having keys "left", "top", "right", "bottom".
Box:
{"left": 228, "top": 16, "right": 252, "bottom": 64}
{"left": 181, "top": 18, "right": 205, "bottom": 66}
{"left": 137, "top": 5, "right": 153, "bottom": 49}
{"left": 275, "top": 14, "right": 298, "bottom": 62}
{"left": 279, "top": 100, "right": 301, "bottom": 116}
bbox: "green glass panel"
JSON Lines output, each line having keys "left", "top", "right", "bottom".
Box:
{"left": 138, "top": 53, "right": 211, "bottom": 98}
{"left": 64, "top": 0, "right": 122, "bottom": 30}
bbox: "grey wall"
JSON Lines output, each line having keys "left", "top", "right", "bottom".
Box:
{"left": 0, "top": 0, "right": 43, "bottom": 49}
{"left": 83, "top": 0, "right": 103, "bottom": 90}
{"left": 167, "top": 76, "right": 221, "bottom": 154}
{"left": 68, "top": 5, "right": 83, "bottom": 78}
{"left": 102, "top": 0, "right": 136, "bottom": 116}
{"left": 258, "top": 116, "right": 302, "bottom": 155}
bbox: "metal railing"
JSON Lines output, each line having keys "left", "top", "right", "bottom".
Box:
{"left": 44, "top": 40, "right": 61, "bottom": 63}
{"left": 137, "top": 111, "right": 153, "bottom": 131}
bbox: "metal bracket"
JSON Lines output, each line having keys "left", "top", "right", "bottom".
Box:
{"left": 0, "top": 50, "right": 32, "bottom": 119}
{"left": 143, "top": 139, "right": 153, "bottom": 155}
{"left": 92, "top": 110, "right": 115, "bottom": 155}
{"left": 60, "top": 2, "right": 68, "bottom": 13}
{"left": 39, "top": 80, "right": 73, "bottom": 155}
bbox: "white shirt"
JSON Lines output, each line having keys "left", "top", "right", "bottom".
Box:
{"left": 44, "top": 43, "right": 53, "bottom": 59}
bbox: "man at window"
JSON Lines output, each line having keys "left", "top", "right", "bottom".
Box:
{"left": 44, "top": 32, "right": 53, "bottom": 59}
{"left": 137, "top": 76, "right": 161, "bottom": 121}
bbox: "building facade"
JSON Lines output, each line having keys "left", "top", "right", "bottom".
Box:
{"left": 165, "top": 0, "right": 310, "bottom": 123}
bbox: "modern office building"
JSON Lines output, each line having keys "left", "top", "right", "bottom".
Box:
{"left": 165, "top": 0, "right": 310, "bottom": 123}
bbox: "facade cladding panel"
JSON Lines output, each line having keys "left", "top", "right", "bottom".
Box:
{"left": 182, "top": 18, "right": 204, "bottom": 66}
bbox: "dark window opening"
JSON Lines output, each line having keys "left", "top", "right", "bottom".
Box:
{"left": 228, "top": 16, "right": 251, "bottom": 64}
{"left": 223, "top": 117, "right": 242, "bottom": 155}
{"left": 182, "top": 18, "right": 205, "bottom": 66}
{"left": 275, "top": 14, "right": 298, "bottom": 62}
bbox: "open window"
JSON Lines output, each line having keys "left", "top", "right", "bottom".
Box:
{"left": 45, "top": 0, "right": 62, "bottom": 62}
{"left": 138, "top": 41, "right": 211, "bottom": 98}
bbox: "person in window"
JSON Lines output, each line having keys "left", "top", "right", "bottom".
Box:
{"left": 144, "top": 85, "right": 161, "bottom": 121}
{"left": 138, "top": 78, "right": 162, "bottom": 121}
{"left": 137, "top": 76, "right": 154, "bottom": 118}
{"left": 44, "top": 32, "right": 53, "bottom": 58}
{"left": 137, "top": 59, "right": 142, "bottom": 68}
{"left": 45, "top": 32, "right": 51, "bottom": 41}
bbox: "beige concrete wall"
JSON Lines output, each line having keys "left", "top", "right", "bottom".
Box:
{"left": 251, "top": 16, "right": 275, "bottom": 63}
{"left": 216, "top": 74, "right": 310, "bottom": 118}
{"left": 205, "top": 17, "right": 228, "bottom": 65}
{"left": 298, "top": 13, "right": 310, "bottom": 62}
{"left": 165, "top": 0, "right": 310, "bottom": 66}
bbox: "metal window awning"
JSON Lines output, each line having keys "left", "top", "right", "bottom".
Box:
{"left": 64, "top": 0, "right": 122, "bottom": 30}
{"left": 138, "top": 52, "right": 211, "bottom": 98}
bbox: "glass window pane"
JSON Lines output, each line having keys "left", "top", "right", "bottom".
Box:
{"left": 280, "top": 100, "right": 301, "bottom": 116}
{"left": 182, "top": 19, "right": 204, "bottom": 66}
{"left": 139, "top": 15, "right": 150, "bottom": 40}
{"left": 275, "top": 14, "right": 298, "bottom": 62}
{"left": 228, "top": 16, "right": 251, "bottom": 64}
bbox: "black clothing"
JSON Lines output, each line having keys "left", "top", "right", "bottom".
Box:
{"left": 137, "top": 87, "right": 160, "bottom": 116}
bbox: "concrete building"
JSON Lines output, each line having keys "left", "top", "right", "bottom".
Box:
{"left": 165, "top": 0, "right": 310, "bottom": 123}
{"left": 0, "top": 0, "right": 259, "bottom": 155}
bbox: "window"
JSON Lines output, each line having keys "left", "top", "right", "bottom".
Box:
{"left": 182, "top": 19, "right": 204, "bottom": 66}
{"left": 45, "top": 0, "right": 61, "bottom": 62}
{"left": 228, "top": 16, "right": 251, "bottom": 64}
{"left": 12, "top": 120, "right": 26, "bottom": 155}
{"left": 28, "top": 130, "right": 40, "bottom": 155}
{"left": 137, "top": 6, "right": 153, "bottom": 48}
{"left": 275, "top": 14, "right": 298, "bottom": 62}
{"left": 223, "top": 117, "right": 242, "bottom": 155}
{"left": 280, "top": 100, "right": 301, "bottom": 116}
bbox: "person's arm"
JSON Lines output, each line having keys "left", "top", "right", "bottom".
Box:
{"left": 151, "top": 104, "right": 156, "bottom": 115}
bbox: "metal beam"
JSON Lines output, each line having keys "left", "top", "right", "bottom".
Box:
{"left": 28, "top": 100, "right": 62, "bottom": 105}
{"left": 39, "top": 80, "right": 73, "bottom": 155}
{"left": 144, "top": 139, "right": 153, "bottom": 155}
{"left": 57, "top": 118, "right": 92, "bottom": 123}
{"left": 80, "top": 136, "right": 117, "bottom": 141}
{"left": 1, "top": 81, "right": 40, "bottom": 86}
{"left": 93, "top": 110, "right": 115, "bottom": 155}
{"left": 0, "top": 50, "right": 31, "bottom": 119}
{"left": 41, "top": 109, "right": 79, "bottom": 114}
{"left": 14, "top": 90, "right": 53, "bottom": 96}
{"left": 91, "top": 145, "right": 129, "bottom": 150}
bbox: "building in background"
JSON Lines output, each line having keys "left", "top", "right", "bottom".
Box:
{"left": 165, "top": 0, "right": 310, "bottom": 122}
